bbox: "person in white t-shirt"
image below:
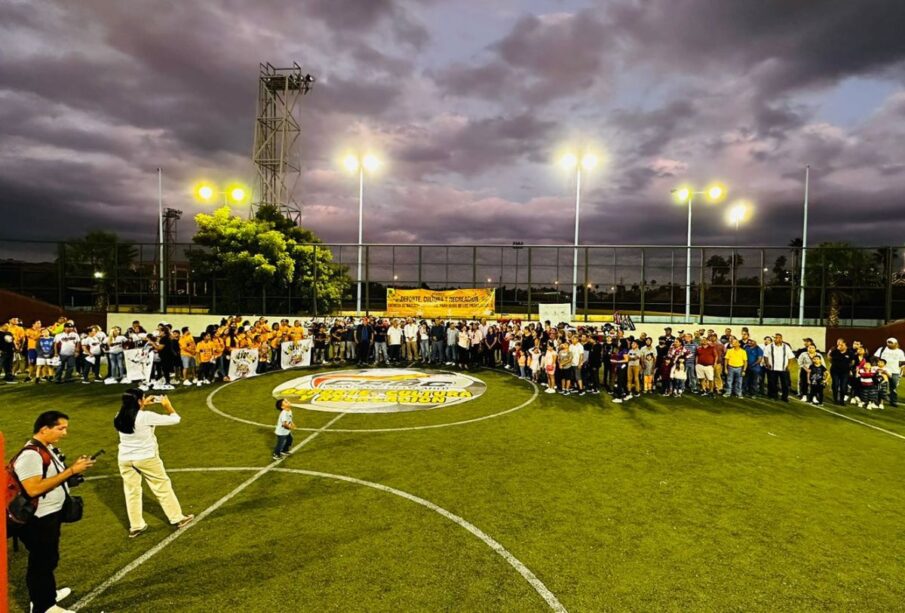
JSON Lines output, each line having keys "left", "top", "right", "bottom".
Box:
{"left": 12, "top": 410, "right": 95, "bottom": 613}
{"left": 874, "top": 338, "right": 904, "bottom": 407}
{"left": 105, "top": 326, "right": 128, "bottom": 383}
{"left": 113, "top": 389, "right": 194, "bottom": 538}
{"left": 80, "top": 327, "right": 103, "bottom": 383}
{"left": 387, "top": 320, "right": 403, "bottom": 363}
{"left": 53, "top": 322, "right": 80, "bottom": 383}
{"left": 403, "top": 318, "right": 419, "bottom": 361}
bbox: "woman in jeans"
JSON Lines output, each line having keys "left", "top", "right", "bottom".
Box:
{"left": 113, "top": 389, "right": 194, "bottom": 538}
{"left": 106, "top": 326, "right": 128, "bottom": 382}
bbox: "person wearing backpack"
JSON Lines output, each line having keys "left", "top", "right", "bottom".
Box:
{"left": 8, "top": 410, "right": 95, "bottom": 613}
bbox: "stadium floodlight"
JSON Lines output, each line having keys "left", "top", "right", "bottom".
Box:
{"left": 558, "top": 148, "right": 602, "bottom": 319}
{"left": 194, "top": 181, "right": 250, "bottom": 205}
{"left": 342, "top": 153, "right": 382, "bottom": 314}
{"left": 93, "top": 271, "right": 105, "bottom": 279}
{"left": 669, "top": 181, "right": 729, "bottom": 322}
{"left": 194, "top": 182, "right": 216, "bottom": 203}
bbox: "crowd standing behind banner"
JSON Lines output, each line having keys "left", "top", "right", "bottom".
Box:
{"left": 1, "top": 316, "right": 902, "bottom": 409}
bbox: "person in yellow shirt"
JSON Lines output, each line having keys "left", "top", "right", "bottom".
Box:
{"left": 25, "top": 320, "right": 43, "bottom": 382}
{"left": 723, "top": 338, "right": 748, "bottom": 398}
{"left": 196, "top": 332, "right": 214, "bottom": 384}
{"left": 289, "top": 321, "right": 305, "bottom": 342}
{"left": 179, "top": 326, "right": 198, "bottom": 386}
{"left": 8, "top": 318, "right": 26, "bottom": 376}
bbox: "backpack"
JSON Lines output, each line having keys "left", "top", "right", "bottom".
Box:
{"left": 6, "top": 441, "right": 52, "bottom": 533}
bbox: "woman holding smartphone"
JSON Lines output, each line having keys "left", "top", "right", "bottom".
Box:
{"left": 113, "top": 389, "right": 194, "bottom": 538}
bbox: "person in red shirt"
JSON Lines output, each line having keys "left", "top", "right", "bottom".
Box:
{"left": 695, "top": 338, "right": 717, "bottom": 396}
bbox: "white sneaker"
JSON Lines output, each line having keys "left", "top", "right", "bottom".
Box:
{"left": 878, "top": 402, "right": 885, "bottom": 410}
{"left": 30, "top": 588, "right": 73, "bottom": 612}
{"left": 138, "top": 384, "right": 150, "bottom": 392}
{"left": 800, "top": 395, "right": 807, "bottom": 401}
{"left": 844, "top": 395, "right": 850, "bottom": 402}
{"left": 866, "top": 402, "right": 877, "bottom": 410}
{"left": 159, "top": 384, "right": 175, "bottom": 390}
{"left": 613, "top": 397, "right": 623, "bottom": 404}
{"left": 104, "top": 377, "right": 117, "bottom": 385}
{"left": 46, "top": 605, "right": 75, "bottom": 613}
{"left": 812, "top": 397, "right": 819, "bottom": 404}
{"left": 849, "top": 397, "right": 859, "bottom": 405}
{"left": 196, "top": 380, "right": 203, "bottom": 387}
{"left": 544, "top": 388, "right": 556, "bottom": 394}
{"left": 183, "top": 379, "right": 192, "bottom": 386}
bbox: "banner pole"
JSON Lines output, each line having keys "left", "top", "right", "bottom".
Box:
{"left": 1, "top": 431, "right": 7, "bottom": 613}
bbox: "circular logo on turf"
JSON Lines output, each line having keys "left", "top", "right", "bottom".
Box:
{"left": 272, "top": 369, "right": 487, "bottom": 413}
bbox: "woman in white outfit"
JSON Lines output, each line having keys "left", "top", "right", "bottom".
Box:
{"left": 113, "top": 388, "right": 194, "bottom": 538}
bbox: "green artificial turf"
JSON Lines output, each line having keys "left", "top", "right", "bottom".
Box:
{"left": 2, "top": 367, "right": 904, "bottom": 612}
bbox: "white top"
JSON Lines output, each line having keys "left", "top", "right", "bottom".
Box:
{"left": 82, "top": 335, "right": 102, "bottom": 356}
{"left": 874, "top": 346, "right": 905, "bottom": 370}
{"left": 275, "top": 409, "right": 294, "bottom": 436}
{"left": 107, "top": 335, "right": 127, "bottom": 354}
{"left": 387, "top": 327, "right": 403, "bottom": 345}
{"left": 403, "top": 323, "right": 418, "bottom": 340}
{"left": 766, "top": 342, "right": 794, "bottom": 371}
{"left": 118, "top": 410, "right": 181, "bottom": 462}
{"left": 14, "top": 444, "right": 67, "bottom": 517}
{"left": 55, "top": 331, "right": 80, "bottom": 356}
{"left": 569, "top": 342, "right": 584, "bottom": 367}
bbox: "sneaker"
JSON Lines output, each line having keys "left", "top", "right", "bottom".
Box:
{"left": 849, "top": 397, "right": 859, "bottom": 405}
{"left": 183, "top": 380, "right": 193, "bottom": 386}
{"left": 613, "top": 398, "right": 623, "bottom": 404}
{"left": 129, "top": 525, "right": 149, "bottom": 538}
{"left": 812, "top": 397, "right": 819, "bottom": 404}
{"left": 175, "top": 514, "right": 195, "bottom": 528}
{"left": 272, "top": 454, "right": 283, "bottom": 460}
{"left": 800, "top": 395, "right": 807, "bottom": 401}
{"left": 45, "top": 605, "right": 75, "bottom": 613}
{"left": 138, "top": 384, "right": 150, "bottom": 392}
{"left": 81, "top": 380, "right": 91, "bottom": 385}
{"left": 844, "top": 395, "right": 850, "bottom": 402}
{"left": 866, "top": 402, "right": 877, "bottom": 410}
{"left": 878, "top": 402, "right": 885, "bottom": 410}
{"left": 159, "top": 384, "right": 175, "bottom": 390}
{"left": 544, "top": 388, "right": 556, "bottom": 394}
{"left": 196, "top": 380, "right": 203, "bottom": 387}
{"left": 579, "top": 391, "right": 586, "bottom": 396}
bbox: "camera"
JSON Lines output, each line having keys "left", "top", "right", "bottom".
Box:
{"left": 67, "top": 474, "right": 85, "bottom": 488}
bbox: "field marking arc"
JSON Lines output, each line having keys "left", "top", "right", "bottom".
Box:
{"left": 71, "top": 413, "right": 346, "bottom": 612}
{"left": 205, "top": 370, "right": 539, "bottom": 432}
{"left": 80, "top": 465, "right": 567, "bottom": 612}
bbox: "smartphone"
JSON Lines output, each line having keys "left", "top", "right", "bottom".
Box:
{"left": 90, "top": 449, "right": 105, "bottom": 461}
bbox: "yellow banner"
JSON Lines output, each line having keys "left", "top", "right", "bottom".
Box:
{"left": 386, "top": 288, "right": 495, "bottom": 318}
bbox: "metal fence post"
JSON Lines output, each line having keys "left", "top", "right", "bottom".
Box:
{"left": 699, "top": 247, "right": 706, "bottom": 324}
{"left": 527, "top": 247, "right": 533, "bottom": 320}
{"left": 365, "top": 246, "right": 371, "bottom": 314}
{"left": 759, "top": 249, "right": 765, "bottom": 325}
{"left": 640, "top": 248, "right": 646, "bottom": 323}
{"left": 885, "top": 246, "right": 893, "bottom": 323}
{"left": 583, "top": 246, "right": 589, "bottom": 322}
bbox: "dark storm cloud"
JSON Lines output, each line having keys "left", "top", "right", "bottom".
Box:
{"left": 0, "top": 0, "right": 903, "bottom": 252}
{"left": 435, "top": 9, "right": 613, "bottom": 104}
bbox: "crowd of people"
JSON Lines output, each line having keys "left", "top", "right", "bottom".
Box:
{"left": 2, "top": 315, "right": 902, "bottom": 408}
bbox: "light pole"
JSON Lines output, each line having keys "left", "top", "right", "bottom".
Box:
{"left": 195, "top": 182, "right": 249, "bottom": 208}
{"left": 559, "top": 152, "right": 599, "bottom": 320}
{"left": 671, "top": 183, "right": 727, "bottom": 322}
{"left": 158, "top": 168, "right": 164, "bottom": 313}
{"left": 798, "top": 165, "right": 810, "bottom": 325}
{"left": 343, "top": 153, "right": 380, "bottom": 315}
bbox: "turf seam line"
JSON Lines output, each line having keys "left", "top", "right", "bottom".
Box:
{"left": 71, "top": 412, "right": 345, "bottom": 611}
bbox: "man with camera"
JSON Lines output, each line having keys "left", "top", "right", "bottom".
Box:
{"left": 11, "top": 410, "right": 95, "bottom": 613}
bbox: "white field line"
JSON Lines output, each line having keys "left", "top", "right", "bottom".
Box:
{"left": 71, "top": 413, "right": 345, "bottom": 611}
{"left": 792, "top": 397, "right": 905, "bottom": 441}
{"left": 79, "top": 465, "right": 567, "bottom": 612}
{"left": 206, "top": 370, "right": 539, "bottom": 433}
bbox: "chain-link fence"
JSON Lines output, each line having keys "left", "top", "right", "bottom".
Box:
{"left": 1, "top": 240, "right": 903, "bottom": 325}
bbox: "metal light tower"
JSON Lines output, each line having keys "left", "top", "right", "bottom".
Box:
{"left": 251, "top": 62, "right": 314, "bottom": 225}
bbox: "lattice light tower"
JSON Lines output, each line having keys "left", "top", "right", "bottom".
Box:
{"left": 251, "top": 62, "right": 315, "bottom": 225}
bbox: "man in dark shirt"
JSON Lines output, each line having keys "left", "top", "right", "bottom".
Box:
{"left": 586, "top": 335, "right": 601, "bottom": 393}
{"left": 430, "top": 320, "right": 446, "bottom": 365}
{"left": 354, "top": 317, "right": 374, "bottom": 366}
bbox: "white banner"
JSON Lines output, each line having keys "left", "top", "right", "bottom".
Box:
{"left": 538, "top": 303, "right": 573, "bottom": 325}
{"left": 280, "top": 339, "right": 313, "bottom": 369}
{"left": 124, "top": 347, "right": 154, "bottom": 382}
{"left": 228, "top": 348, "right": 259, "bottom": 380}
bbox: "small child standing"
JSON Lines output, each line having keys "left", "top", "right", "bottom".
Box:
{"left": 272, "top": 398, "right": 295, "bottom": 460}
{"left": 670, "top": 357, "right": 688, "bottom": 396}
{"left": 876, "top": 358, "right": 891, "bottom": 410}
{"left": 808, "top": 355, "right": 828, "bottom": 405}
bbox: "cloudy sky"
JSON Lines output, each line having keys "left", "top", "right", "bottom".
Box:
{"left": 1, "top": 0, "right": 904, "bottom": 249}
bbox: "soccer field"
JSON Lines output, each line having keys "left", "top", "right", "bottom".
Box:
{"left": 3, "top": 368, "right": 905, "bottom": 612}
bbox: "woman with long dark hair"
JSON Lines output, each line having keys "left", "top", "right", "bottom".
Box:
{"left": 114, "top": 388, "right": 193, "bottom": 538}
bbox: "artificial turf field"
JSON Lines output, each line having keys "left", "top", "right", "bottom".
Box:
{"left": 2, "top": 366, "right": 905, "bottom": 612}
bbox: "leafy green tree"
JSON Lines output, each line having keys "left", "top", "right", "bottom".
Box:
{"left": 191, "top": 205, "right": 350, "bottom": 314}
{"left": 804, "top": 242, "right": 881, "bottom": 327}
{"left": 62, "top": 231, "right": 137, "bottom": 309}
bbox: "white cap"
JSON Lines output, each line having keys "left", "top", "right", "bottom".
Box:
{"left": 887, "top": 337, "right": 897, "bottom": 344}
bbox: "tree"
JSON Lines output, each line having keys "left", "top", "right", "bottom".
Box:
{"left": 191, "top": 205, "right": 350, "bottom": 314}
{"left": 62, "top": 231, "right": 137, "bottom": 309}
{"left": 804, "top": 242, "right": 880, "bottom": 327}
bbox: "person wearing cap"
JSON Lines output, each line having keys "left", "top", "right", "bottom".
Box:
{"left": 874, "top": 338, "right": 904, "bottom": 407}
{"left": 53, "top": 322, "right": 80, "bottom": 383}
